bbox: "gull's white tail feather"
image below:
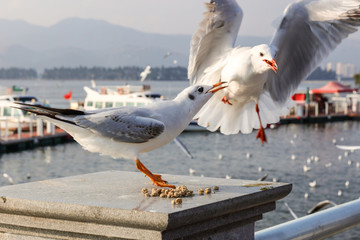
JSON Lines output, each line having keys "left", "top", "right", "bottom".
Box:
{"left": 195, "top": 91, "right": 293, "bottom": 135}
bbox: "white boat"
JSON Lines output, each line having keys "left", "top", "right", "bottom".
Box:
{"left": 74, "top": 83, "right": 206, "bottom": 132}
{"left": 82, "top": 84, "right": 164, "bottom": 111}
{"left": 0, "top": 86, "right": 41, "bottom": 133}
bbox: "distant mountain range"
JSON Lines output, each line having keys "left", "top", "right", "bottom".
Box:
{"left": 0, "top": 18, "right": 360, "bottom": 72}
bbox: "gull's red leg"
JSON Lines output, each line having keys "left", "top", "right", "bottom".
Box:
{"left": 134, "top": 158, "right": 175, "bottom": 188}
{"left": 255, "top": 104, "right": 267, "bottom": 145}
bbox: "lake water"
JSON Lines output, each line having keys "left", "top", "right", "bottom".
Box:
{"left": 0, "top": 79, "right": 359, "bottom": 239}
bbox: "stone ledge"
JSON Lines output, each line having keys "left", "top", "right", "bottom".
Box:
{"left": 0, "top": 171, "right": 292, "bottom": 239}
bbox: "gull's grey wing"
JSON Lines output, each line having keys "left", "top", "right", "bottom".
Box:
{"left": 13, "top": 103, "right": 164, "bottom": 143}
{"left": 74, "top": 108, "right": 164, "bottom": 143}
{"left": 265, "top": 0, "right": 360, "bottom": 103}
{"left": 188, "top": 0, "right": 243, "bottom": 84}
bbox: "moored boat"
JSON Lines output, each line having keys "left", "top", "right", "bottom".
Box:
{"left": 0, "top": 86, "right": 42, "bottom": 133}
{"left": 82, "top": 84, "right": 163, "bottom": 111}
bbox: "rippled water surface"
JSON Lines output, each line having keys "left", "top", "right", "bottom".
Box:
{"left": 0, "top": 79, "right": 359, "bottom": 239}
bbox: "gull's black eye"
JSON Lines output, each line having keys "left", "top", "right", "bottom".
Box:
{"left": 197, "top": 87, "right": 204, "bottom": 93}
{"left": 260, "top": 52, "right": 264, "bottom": 57}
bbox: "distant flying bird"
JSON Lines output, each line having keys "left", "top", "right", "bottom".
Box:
{"left": 15, "top": 83, "right": 226, "bottom": 188}
{"left": 140, "top": 65, "right": 151, "bottom": 82}
{"left": 163, "top": 51, "right": 173, "bottom": 59}
{"left": 188, "top": 0, "right": 360, "bottom": 144}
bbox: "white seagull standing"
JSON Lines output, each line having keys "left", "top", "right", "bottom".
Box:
{"left": 189, "top": 0, "right": 360, "bottom": 144}
{"left": 15, "top": 83, "right": 226, "bottom": 188}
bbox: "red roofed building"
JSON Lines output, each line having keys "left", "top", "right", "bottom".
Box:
{"left": 310, "top": 81, "right": 358, "bottom": 94}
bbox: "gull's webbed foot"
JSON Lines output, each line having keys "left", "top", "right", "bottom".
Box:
{"left": 255, "top": 103, "right": 267, "bottom": 145}
{"left": 135, "top": 158, "right": 175, "bottom": 188}
{"left": 221, "top": 96, "right": 233, "bottom": 105}
{"left": 256, "top": 126, "right": 267, "bottom": 145}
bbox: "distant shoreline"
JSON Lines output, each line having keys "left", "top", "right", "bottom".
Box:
{"left": 0, "top": 66, "right": 351, "bottom": 81}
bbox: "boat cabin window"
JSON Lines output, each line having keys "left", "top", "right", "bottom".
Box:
{"left": 126, "top": 102, "right": 135, "bottom": 107}
{"left": 105, "top": 102, "right": 113, "bottom": 108}
{"left": 13, "top": 108, "right": 22, "bottom": 117}
{"left": 95, "top": 102, "right": 103, "bottom": 109}
{"left": 3, "top": 107, "right": 12, "bottom": 117}
{"left": 13, "top": 96, "right": 38, "bottom": 103}
{"left": 87, "top": 101, "right": 93, "bottom": 107}
{"left": 115, "top": 102, "right": 123, "bottom": 107}
{"left": 136, "top": 102, "right": 146, "bottom": 107}
{"left": 145, "top": 94, "right": 162, "bottom": 99}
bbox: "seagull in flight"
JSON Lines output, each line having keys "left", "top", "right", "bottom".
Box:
{"left": 140, "top": 65, "right": 151, "bottom": 82}
{"left": 189, "top": 0, "right": 360, "bottom": 144}
{"left": 15, "top": 83, "right": 226, "bottom": 188}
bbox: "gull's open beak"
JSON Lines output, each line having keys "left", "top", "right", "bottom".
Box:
{"left": 206, "top": 82, "right": 227, "bottom": 93}
{"left": 263, "top": 59, "right": 278, "bottom": 73}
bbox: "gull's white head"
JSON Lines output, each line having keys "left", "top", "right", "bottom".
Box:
{"left": 176, "top": 82, "right": 227, "bottom": 114}
{"left": 250, "top": 44, "right": 278, "bottom": 74}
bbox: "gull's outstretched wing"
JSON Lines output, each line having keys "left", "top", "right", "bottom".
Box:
{"left": 266, "top": 0, "right": 360, "bottom": 103}
{"left": 188, "top": 0, "right": 243, "bottom": 84}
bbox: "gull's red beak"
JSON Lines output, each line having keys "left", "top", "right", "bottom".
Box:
{"left": 263, "top": 59, "right": 278, "bottom": 73}
{"left": 206, "top": 82, "right": 227, "bottom": 93}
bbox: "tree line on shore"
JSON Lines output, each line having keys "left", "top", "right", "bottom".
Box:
{"left": 0, "top": 66, "right": 187, "bottom": 81}
{"left": 0, "top": 66, "right": 347, "bottom": 81}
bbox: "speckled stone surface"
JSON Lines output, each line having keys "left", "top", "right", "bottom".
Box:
{"left": 0, "top": 171, "right": 292, "bottom": 240}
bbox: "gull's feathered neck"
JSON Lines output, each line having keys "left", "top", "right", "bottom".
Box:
{"left": 174, "top": 86, "right": 193, "bottom": 101}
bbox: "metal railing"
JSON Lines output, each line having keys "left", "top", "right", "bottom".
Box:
{"left": 255, "top": 198, "right": 360, "bottom": 240}
{"left": 289, "top": 94, "right": 360, "bottom": 117}
{"left": 0, "top": 118, "right": 56, "bottom": 141}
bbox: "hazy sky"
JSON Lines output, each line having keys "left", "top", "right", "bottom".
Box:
{"left": 1, "top": 0, "right": 360, "bottom": 40}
